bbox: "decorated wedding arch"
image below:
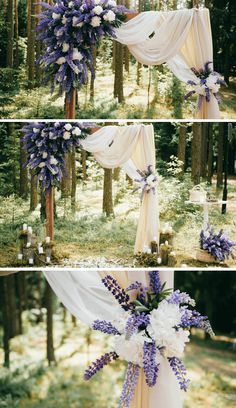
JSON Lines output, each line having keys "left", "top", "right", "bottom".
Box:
{"left": 23, "top": 122, "right": 159, "bottom": 253}
{"left": 37, "top": 1, "right": 225, "bottom": 119}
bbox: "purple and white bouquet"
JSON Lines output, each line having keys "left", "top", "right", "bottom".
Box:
{"left": 22, "top": 122, "right": 93, "bottom": 190}
{"left": 84, "top": 272, "right": 214, "bottom": 407}
{"left": 37, "top": 0, "right": 127, "bottom": 97}
{"left": 133, "top": 165, "right": 158, "bottom": 201}
{"left": 184, "top": 61, "right": 226, "bottom": 109}
{"left": 200, "top": 226, "right": 236, "bottom": 262}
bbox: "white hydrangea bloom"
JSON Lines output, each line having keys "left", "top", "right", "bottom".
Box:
{"left": 103, "top": 10, "right": 116, "bottom": 22}
{"left": 195, "top": 84, "right": 206, "bottom": 96}
{"left": 50, "top": 156, "right": 58, "bottom": 165}
{"left": 33, "top": 127, "right": 40, "bottom": 133}
{"left": 62, "top": 15, "right": 67, "bottom": 25}
{"left": 68, "top": 1, "right": 74, "bottom": 8}
{"left": 93, "top": 5, "right": 103, "bottom": 15}
{"left": 90, "top": 16, "right": 101, "bottom": 27}
{"left": 72, "top": 49, "right": 83, "bottom": 61}
{"left": 108, "top": 0, "right": 117, "bottom": 6}
{"left": 63, "top": 131, "right": 71, "bottom": 140}
{"left": 42, "top": 152, "right": 48, "bottom": 159}
{"left": 39, "top": 162, "right": 46, "bottom": 168}
{"left": 113, "top": 333, "right": 146, "bottom": 366}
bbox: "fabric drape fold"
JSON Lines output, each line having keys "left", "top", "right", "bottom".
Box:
{"left": 43, "top": 270, "right": 182, "bottom": 407}
{"left": 115, "top": 8, "right": 220, "bottom": 119}
{"left": 81, "top": 124, "right": 159, "bottom": 252}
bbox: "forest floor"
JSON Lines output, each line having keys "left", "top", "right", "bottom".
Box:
{"left": 2, "top": 61, "right": 236, "bottom": 120}
{"left": 0, "top": 173, "right": 236, "bottom": 268}
{"left": 0, "top": 311, "right": 235, "bottom": 408}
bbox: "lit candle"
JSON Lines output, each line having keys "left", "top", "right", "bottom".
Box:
{"left": 38, "top": 246, "right": 44, "bottom": 254}
{"left": 157, "top": 257, "right": 162, "bottom": 265}
{"left": 28, "top": 226, "right": 33, "bottom": 234}
{"left": 46, "top": 236, "right": 50, "bottom": 244}
{"left": 170, "top": 251, "right": 176, "bottom": 256}
{"left": 26, "top": 242, "right": 31, "bottom": 248}
{"left": 23, "top": 223, "right": 27, "bottom": 230}
{"left": 143, "top": 245, "right": 149, "bottom": 253}
{"left": 17, "top": 253, "right": 23, "bottom": 260}
{"left": 165, "top": 240, "right": 169, "bottom": 246}
{"left": 146, "top": 248, "right": 151, "bottom": 254}
{"left": 46, "top": 256, "right": 51, "bottom": 263}
{"left": 29, "top": 258, "right": 34, "bottom": 265}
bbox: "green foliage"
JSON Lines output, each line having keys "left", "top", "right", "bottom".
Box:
{"left": 0, "top": 69, "right": 19, "bottom": 93}
{"left": 168, "top": 75, "right": 183, "bottom": 119}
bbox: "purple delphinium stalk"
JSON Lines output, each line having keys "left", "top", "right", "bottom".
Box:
{"left": 102, "top": 275, "right": 131, "bottom": 311}
{"left": 200, "top": 226, "right": 236, "bottom": 261}
{"left": 92, "top": 319, "right": 120, "bottom": 335}
{"left": 168, "top": 357, "right": 190, "bottom": 392}
{"left": 125, "top": 313, "right": 150, "bottom": 339}
{"left": 84, "top": 351, "right": 118, "bottom": 380}
{"left": 149, "top": 271, "right": 162, "bottom": 294}
{"left": 143, "top": 341, "right": 159, "bottom": 387}
{"left": 126, "top": 281, "right": 142, "bottom": 291}
{"left": 118, "top": 362, "right": 140, "bottom": 408}
{"left": 180, "top": 307, "right": 214, "bottom": 336}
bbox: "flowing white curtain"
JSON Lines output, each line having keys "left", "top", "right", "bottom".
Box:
{"left": 80, "top": 124, "right": 159, "bottom": 252}
{"left": 115, "top": 8, "right": 220, "bottom": 119}
{"left": 43, "top": 269, "right": 182, "bottom": 408}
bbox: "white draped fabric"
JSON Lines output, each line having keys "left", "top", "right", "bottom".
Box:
{"left": 80, "top": 124, "right": 159, "bottom": 252}
{"left": 115, "top": 8, "right": 220, "bottom": 119}
{"left": 43, "top": 269, "right": 182, "bottom": 408}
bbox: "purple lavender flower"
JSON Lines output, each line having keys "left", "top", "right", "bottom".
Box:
{"left": 118, "top": 362, "right": 140, "bottom": 408}
{"left": 84, "top": 351, "right": 118, "bottom": 380}
{"left": 125, "top": 313, "right": 150, "bottom": 339}
{"left": 200, "top": 226, "right": 236, "bottom": 262}
{"left": 126, "top": 281, "right": 142, "bottom": 291}
{"left": 168, "top": 357, "right": 190, "bottom": 391}
{"left": 92, "top": 319, "right": 120, "bottom": 335}
{"left": 143, "top": 341, "right": 159, "bottom": 387}
{"left": 149, "top": 271, "right": 162, "bottom": 294}
{"left": 102, "top": 275, "right": 131, "bottom": 311}
{"left": 180, "top": 307, "right": 214, "bottom": 336}
{"left": 167, "top": 290, "right": 195, "bottom": 306}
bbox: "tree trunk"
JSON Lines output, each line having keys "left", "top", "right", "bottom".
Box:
{"left": 15, "top": 272, "right": 24, "bottom": 335}
{"left": 113, "top": 167, "right": 120, "bottom": 181}
{"left": 191, "top": 123, "right": 202, "bottom": 185}
{"left": 90, "top": 46, "right": 97, "bottom": 102}
{"left": 14, "top": 0, "right": 19, "bottom": 68}
{"left": 19, "top": 136, "right": 29, "bottom": 199}
{"left": 45, "top": 281, "right": 56, "bottom": 365}
{"left": 40, "top": 189, "right": 46, "bottom": 221}
{"left": 201, "top": 123, "right": 208, "bottom": 178}
{"left": 103, "top": 168, "right": 114, "bottom": 216}
{"left": 30, "top": 170, "right": 38, "bottom": 210}
{"left": 7, "top": 275, "right": 19, "bottom": 338}
{"left": 6, "top": 0, "right": 14, "bottom": 68}
{"left": 35, "top": 3, "right": 42, "bottom": 83}
{"left": 114, "top": 42, "right": 124, "bottom": 102}
{"left": 61, "top": 153, "right": 71, "bottom": 198}
{"left": 178, "top": 126, "right": 186, "bottom": 174}
{"left": 207, "top": 123, "right": 213, "bottom": 184}
{"left": 27, "top": 0, "right": 36, "bottom": 88}
{"left": 81, "top": 150, "right": 87, "bottom": 180}
{"left": 0, "top": 278, "right": 10, "bottom": 367}
{"left": 216, "top": 123, "right": 224, "bottom": 188}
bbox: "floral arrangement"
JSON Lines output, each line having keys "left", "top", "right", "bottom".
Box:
{"left": 22, "top": 122, "right": 93, "bottom": 189}
{"left": 200, "top": 226, "right": 236, "bottom": 262}
{"left": 184, "top": 61, "right": 226, "bottom": 109}
{"left": 133, "top": 165, "right": 158, "bottom": 201}
{"left": 84, "top": 272, "right": 214, "bottom": 407}
{"left": 37, "top": 0, "right": 127, "bottom": 97}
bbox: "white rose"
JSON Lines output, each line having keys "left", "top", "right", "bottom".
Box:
{"left": 50, "top": 156, "right": 58, "bottom": 165}
{"left": 72, "top": 16, "right": 83, "bottom": 27}
{"left": 42, "top": 152, "right": 48, "bottom": 159}
{"left": 210, "top": 83, "right": 220, "bottom": 94}
{"left": 63, "top": 131, "right": 71, "bottom": 140}
{"left": 56, "top": 57, "right": 66, "bottom": 65}
{"left": 52, "top": 12, "right": 61, "bottom": 20}
{"left": 62, "top": 15, "right": 67, "bottom": 25}
{"left": 93, "top": 5, "right": 103, "bottom": 15}
{"left": 90, "top": 16, "right": 101, "bottom": 27}
{"left": 68, "top": 1, "right": 74, "bottom": 7}
{"left": 64, "top": 123, "right": 72, "bottom": 131}
{"left": 39, "top": 162, "right": 46, "bottom": 168}
{"left": 103, "top": 10, "right": 116, "bottom": 22}
{"left": 149, "top": 301, "right": 182, "bottom": 334}
{"left": 94, "top": 0, "right": 101, "bottom": 4}
{"left": 62, "top": 43, "right": 70, "bottom": 53}
{"left": 161, "top": 329, "right": 190, "bottom": 358}
{"left": 72, "top": 127, "right": 82, "bottom": 136}
{"left": 33, "top": 127, "right": 40, "bottom": 133}
{"left": 72, "top": 48, "right": 83, "bottom": 61}
{"left": 54, "top": 122, "right": 60, "bottom": 127}
{"left": 108, "top": 0, "right": 117, "bottom": 6}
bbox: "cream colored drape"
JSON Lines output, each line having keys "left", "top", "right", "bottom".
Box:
{"left": 115, "top": 8, "right": 220, "bottom": 119}
{"left": 43, "top": 269, "right": 182, "bottom": 408}
{"left": 80, "top": 124, "right": 159, "bottom": 253}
